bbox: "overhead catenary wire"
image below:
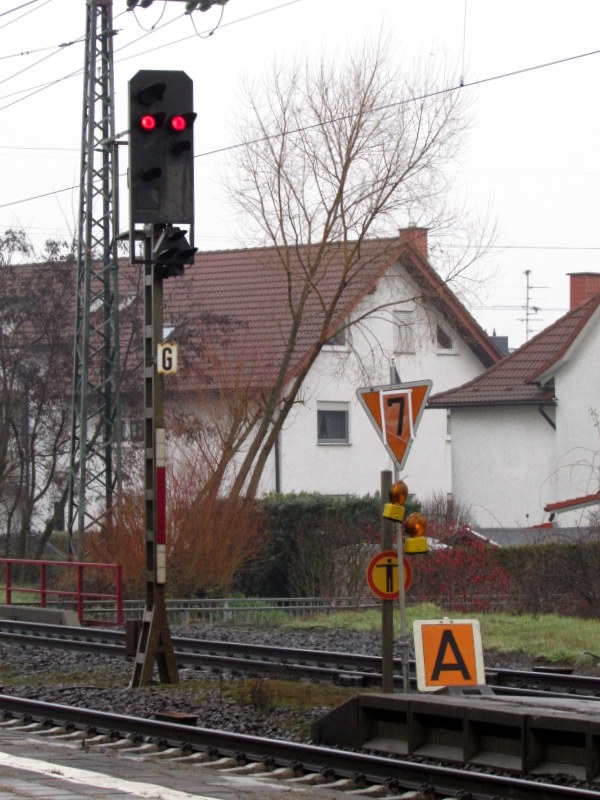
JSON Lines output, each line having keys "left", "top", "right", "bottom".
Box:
{"left": 2, "top": 42, "right": 600, "bottom": 211}
{"left": 0, "top": 4, "right": 599, "bottom": 220}
{"left": 0, "top": 1, "right": 299, "bottom": 107}
{"left": 0, "top": 0, "right": 45, "bottom": 17}
{"left": 0, "top": 0, "right": 51, "bottom": 27}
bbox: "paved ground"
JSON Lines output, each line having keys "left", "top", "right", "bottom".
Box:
{"left": 0, "top": 728, "right": 347, "bottom": 800}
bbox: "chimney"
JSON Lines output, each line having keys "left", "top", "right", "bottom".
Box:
{"left": 399, "top": 226, "right": 428, "bottom": 262}
{"left": 568, "top": 272, "right": 600, "bottom": 309}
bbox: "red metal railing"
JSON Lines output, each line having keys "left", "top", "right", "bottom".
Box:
{"left": 0, "top": 559, "right": 123, "bottom": 626}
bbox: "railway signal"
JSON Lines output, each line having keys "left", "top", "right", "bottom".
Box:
{"left": 129, "top": 70, "right": 196, "bottom": 225}
{"left": 128, "top": 70, "right": 198, "bottom": 689}
{"left": 153, "top": 225, "right": 197, "bottom": 278}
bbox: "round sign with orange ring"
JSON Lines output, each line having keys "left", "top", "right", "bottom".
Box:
{"left": 366, "top": 549, "right": 413, "bottom": 600}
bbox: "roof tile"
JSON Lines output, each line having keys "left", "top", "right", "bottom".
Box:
{"left": 428, "top": 292, "right": 600, "bottom": 408}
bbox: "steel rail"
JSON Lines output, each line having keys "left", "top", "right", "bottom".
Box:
{"left": 1, "top": 619, "right": 600, "bottom": 697}
{"left": 0, "top": 694, "right": 598, "bottom": 800}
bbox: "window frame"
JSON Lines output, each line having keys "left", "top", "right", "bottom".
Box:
{"left": 436, "top": 322, "right": 455, "bottom": 353}
{"left": 322, "top": 327, "right": 348, "bottom": 350}
{"left": 393, "top": 309, "right": 416, "bottom": 354}
{"left": 122, "top": 417, "right": 144, "bottom": 442}
{"left": 317, "top": 401, "right": 350, "bottom": 445}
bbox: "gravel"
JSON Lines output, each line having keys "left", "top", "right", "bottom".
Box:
{"left": 0, "top": 625, "right": 531, "bottom": 743}
{"left": 0, "top": 625, "right": 393, "bottom": 742}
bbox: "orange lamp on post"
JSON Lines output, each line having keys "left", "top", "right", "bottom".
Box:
{"left": 382, "top": 479, "right": 428, "bottom": 554}
{"left": 379, "top": 477, "right": 427, "bottom": 694}
{"left": 383, "top": 479, "right": 408, "bottom": 523}
{"left": 404, "top": 511, "right": 428, "bottom": 554}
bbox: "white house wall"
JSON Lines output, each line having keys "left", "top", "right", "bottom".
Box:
{"left": 258, "top": 267, "right": 490, "bottom": 504}
{"left": 448, "top": 310, "right": 600, "bottom": 529}
{"left": 551, "top": 312, "right": 600, "bottom": 525}
{"left": 450, "top": 406, "right": 557, "bottom": 528}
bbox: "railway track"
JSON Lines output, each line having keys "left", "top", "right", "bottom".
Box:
{"left": 0, "top": 618, "right": 599, "bottom": 699}
{"left": 0, "top": 693, "right": 598, "bottom": 799}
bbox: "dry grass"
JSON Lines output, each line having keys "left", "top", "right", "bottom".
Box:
{"left": 286, "top": 603, "right": 600, "bottom": 667}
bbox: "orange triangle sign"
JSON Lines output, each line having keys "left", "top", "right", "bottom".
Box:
{"left": 357, "top": 380, "right": 432, "bottom": 470}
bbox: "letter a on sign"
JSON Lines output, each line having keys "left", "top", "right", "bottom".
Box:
{"left": 413, "top": 619, "right": 485, "bottom": 692}
{"left": 357, "top": 381, "right": 432, "bottom": 470}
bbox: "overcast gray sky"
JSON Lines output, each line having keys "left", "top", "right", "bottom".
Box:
{"left": 1, "top": 0, "right": 599, "bottom": 349}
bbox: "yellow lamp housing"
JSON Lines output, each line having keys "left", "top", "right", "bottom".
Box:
{"left": 383, "top": 502, "right": 406, "bottom": 522}
{"left": 382, "top": 479, "right": 409, "bottom": 522}
{"left": 404, "top": 536, "right": 428, "bottom": 554}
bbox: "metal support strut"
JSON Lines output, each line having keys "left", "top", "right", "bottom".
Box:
{"left": 67, "top": 0, "right": 122, "bottom": 559}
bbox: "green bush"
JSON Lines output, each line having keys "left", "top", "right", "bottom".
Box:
{"left": 235, "top": 492, "right": 420, "bottom": 598}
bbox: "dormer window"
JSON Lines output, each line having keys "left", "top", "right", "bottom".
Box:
{"left": 436, "top": 323, "right": 454, "bottom": 352}
{"left": 324, "top": 328, "right": 347, "bottom": 349}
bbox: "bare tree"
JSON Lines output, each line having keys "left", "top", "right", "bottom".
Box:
{"left": 218, "top": 38, "right": 467, "bottom": 500}
{"left": 0, "top": 233, "right": 75, "bottom": 557}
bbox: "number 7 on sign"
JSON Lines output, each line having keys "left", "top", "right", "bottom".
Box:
{"left": 381, "top": 390, "right": 413, "bottom": 446}
{"left": 356, "top": 380, "right": 432, "bottom": 471}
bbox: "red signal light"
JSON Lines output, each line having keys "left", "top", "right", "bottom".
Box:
{"left": 140, "top": 114, "right": 156, "bottom": 132}
{"left": 170, "top": 115, "right": 187, "bottom": 133}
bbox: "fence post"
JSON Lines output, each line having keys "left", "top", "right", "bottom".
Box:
{"left": 115, "top": 564, "right": 123, "bottom": 626}
{"left": 40, "top": 563, "right": 47, "bottom": 608}
{"left": 77, "top": 564, "right": 84, "bottom": 624}
{"left": 5, "top": 561, "right": 11, "bottom": 605}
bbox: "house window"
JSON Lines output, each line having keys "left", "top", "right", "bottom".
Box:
{"left": 393, "top": 310, "right": 415, "bottom": 353}
{"left": 436, "top": 323, "right": 454, "bottom": 352}
{"left": 122, "top": 418, "right": 144, "bottom": 442}
{"left": 317, "top": 402, "right": 349, "bottom": 444}
{"left": 53, "top": 501, "right": 65, "bottom": 532}
{"left": 324, "top": 328, "right": 347, "bottom": 349}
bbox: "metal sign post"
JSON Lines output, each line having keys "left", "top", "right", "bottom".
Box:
{"left": 397, "top": 527, "right": 410, "bottom": 693}
{"left": 380, "top": 470, "right": 394, "bottom": 692}
{"left": 130, "top": 227, "right": 179, "bottom": 688}
{"left": 360, "top": 381, "right": 433, "bottom": 695}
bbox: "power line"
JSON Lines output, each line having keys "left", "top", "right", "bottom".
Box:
{"left": 0, "top": 144, "right": 78, "bottom": 152}
{"left": 0, "top": 43, "right": 70, "bottom": 61}
{"left": 0, "top": 0, "right": 299, "bottom": 101}
{"left": 0, "top": 0, "right": 47, "bottom": 18}
{"left": 188, "top": 47, "right": 600, "bottom": 160}
{"left": 0, "top": 36, "right": 83, "bottom": 88}
{"left": 116, "top": 0, "right": 300, "bottom": 62}
{"left": 0, "top": 0, "right": 53, "bottom": 30}
{"left": 443, "top": 243, "right": 600, "bottom": 252}
{"left": 2, "top": 23, "right": 600, "bottom": 208}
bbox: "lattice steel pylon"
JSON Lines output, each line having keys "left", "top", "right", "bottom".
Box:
{"left": 67, "top": 0, "right": 122, "bottom": 559}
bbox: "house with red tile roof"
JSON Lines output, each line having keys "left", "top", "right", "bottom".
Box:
{"left": 428, "top": 274, "right": 600, "bottom": 528}
{"left": 147, "top": 227, "right": 502, "bottom": 501}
